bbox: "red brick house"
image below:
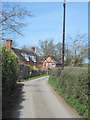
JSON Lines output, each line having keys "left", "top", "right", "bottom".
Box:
{"left": 6, "top": 40, "right": 42, "bottom": 69}
{"left": 43, "top": 55, "right": 62, "bottom": 70}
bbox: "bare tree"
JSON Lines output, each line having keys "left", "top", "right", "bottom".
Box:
{"left": 21, "top": 45, "right": 30, "bottom": 51}
{"left": 36, "top": 40, "right": 62, "bottom": 61}
{"left": 1, "top": 3, "right": 32, "bottom": 39}
{"left": 12, "top": 40, "right": 18, "bottom": 48}
{"left": 67, "top": 33, "right": 88, "bottom": 66}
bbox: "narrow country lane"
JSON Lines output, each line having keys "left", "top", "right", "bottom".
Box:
{"left": 12, "top": 76, "right": 82, "bottom": 118}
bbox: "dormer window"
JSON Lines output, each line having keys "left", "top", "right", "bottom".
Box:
{"left": 21, "top": 53, "right": 29, "bottom": 61}
{"left": 25, "top": 54, "right": 29, "bottom": 61}
{"left": 30, "top": 56, "right": 36, "bottom": 62}
{"left": 21, "top": 53, "right": 37, "bottom": 62}
{"left": 21, "top": 53, "right": 25, "bottom": 57}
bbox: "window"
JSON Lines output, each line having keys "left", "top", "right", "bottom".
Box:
{"left": 51, "top": 63, "right": 56, "bottom": 67}
{"left": 44, "top": 63, "right": 46, "bottom": 66}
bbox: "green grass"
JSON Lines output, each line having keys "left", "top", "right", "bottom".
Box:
{"left": 82, "top": 63, "right": 89, "bottom": 68}
{"left": 19, "top": 74, "right": 49, "bottom": 82}
{"left": 48, "top": 77, "right": 58, "bottom": 90}
{"left": 48, "top": 77, "right": 89, "bottom": 119}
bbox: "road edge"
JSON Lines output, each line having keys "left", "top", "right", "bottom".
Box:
{"left": 46, "top": 77, "right": 83, "bottom": 118}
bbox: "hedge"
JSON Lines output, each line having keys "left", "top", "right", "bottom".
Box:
{"left": 19, "top": 64, "right": 47, "bottom": 80}
{"left": 58, "top": 67, "right": 88, "bottom": 106}
{"left": 2, "top": 46, "right": 19, "bottom": 95}
{"left": 49, "top": 67, "right": 89, "bottom": 118}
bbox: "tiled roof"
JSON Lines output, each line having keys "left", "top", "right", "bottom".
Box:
{"left": 44, "top": 55, "right": 61, "bottom": 64}
{"left": 12, "top": 48, "right": 41, "bottom": 63}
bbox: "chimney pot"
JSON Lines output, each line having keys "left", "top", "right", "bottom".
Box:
{"left": 6, "top": 40, "right": 12, "bottom": 51}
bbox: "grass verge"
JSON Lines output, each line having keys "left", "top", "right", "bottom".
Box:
{"left": 48, "top": 77, "right": 89, "bottom": 119}
{"left": 19, "top": 74, "right": 48, "bottom": 82}
{"left": 82, "top": 64, "right": 89, "bottom": 68}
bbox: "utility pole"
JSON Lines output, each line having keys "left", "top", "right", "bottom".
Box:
{"left": 62, "top": 0, "right": 66, "bottom": 69}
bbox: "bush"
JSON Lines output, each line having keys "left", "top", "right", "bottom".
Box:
{"left": 58, "top": 67, "right": 88, "bottom": 105}
{"left": 20, "top": 64, "right": 47, "bottom": 80}
{"left": 19, "top": 64, "right": 30, "bottom": 79}
{"left": 2, "top": 46, "right": 19, "bottom": 95}
{"left": 49, "top": 67, "right": 89, "bottom": 118}
{"left": 2, "top": 46, "right": 19, "bottom": 117}
{"left": 50, "top": 67, "right": 62, "bottom": 78}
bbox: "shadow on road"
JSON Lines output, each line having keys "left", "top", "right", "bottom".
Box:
{"left": 2, "top": 82, "right": 26, "bottom": 119}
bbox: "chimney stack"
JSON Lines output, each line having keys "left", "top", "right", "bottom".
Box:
{"left": 6, "top": 40, "right": 12, "bottom": 51}
{"left": 31, "top": 47, "right": 35, "bottom": 53}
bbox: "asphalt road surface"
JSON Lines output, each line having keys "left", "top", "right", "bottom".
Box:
{"left": 12, "top": 76, "right": 82, "bottom": 118}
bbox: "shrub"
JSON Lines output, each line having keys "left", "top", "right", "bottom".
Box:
{"left": 26, "top": 64, "right": 36, "bottom": 71}
{"left": 58, "top": 67, "right": 88, "bottom": 106}
{"left": 50, "top": 67, "right": 62, "bottom": 78}
{"left": 2, "top": 46, "right": 19, "bottom": 94}
{"left": 20, "top": 64, "right": 47, "bottom": 79}
{"left": 49, "top": 67, "right": 89, "bottom": 118}
{"left": 33, "top": 67, "right": 38, "bottom": 71}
